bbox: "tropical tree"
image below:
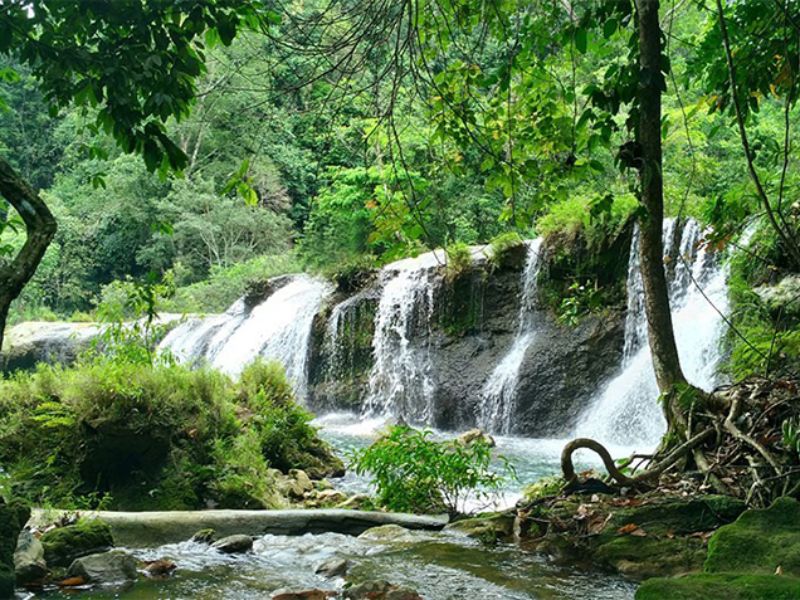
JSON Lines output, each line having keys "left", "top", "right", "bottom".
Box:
{"left": 0, "top": 0, "right": 276, "bottom": 349}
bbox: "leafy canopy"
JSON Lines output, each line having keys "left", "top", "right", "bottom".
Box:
{"left": 0, "top": 0, "right": 276, "bottom": 174}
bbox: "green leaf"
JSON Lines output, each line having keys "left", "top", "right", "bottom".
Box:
{"left": 575, "top": 28, "right": 588, "bottom": 54}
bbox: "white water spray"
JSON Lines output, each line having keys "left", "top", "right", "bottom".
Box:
{"left": 575, "top": 218, "right": 728, "bottom": 449}
{"left": 362, "top": 251, "right": 443, "bottom": 423}
{"left": 479, "top": 239, "right": 544, "bottom": 434}
{"left": 159, "top": 275, "right": 332, "bottom": 398}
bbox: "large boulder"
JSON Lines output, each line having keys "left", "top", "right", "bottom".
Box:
{"left": 705, "top": 496, "right": 800, "bottom": 576}
{"left": 635, "top": 498, "right": 800, "bottom": 599}
{"left": 0, "top": 500, "right": 30, "bottom": 598}
{"left": 306, "top": 247, "right": 626, "bottom": 436}
{"left": 67, "top": 550, "right": 137, "bottom": 584}
{"left": 41, "top": 519, "right": 113, "bottom": 567}
{"left": 1, "top": 321, "right": 99, "bottom": 372}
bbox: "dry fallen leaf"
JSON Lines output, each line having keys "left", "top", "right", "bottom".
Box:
{"left": 617, "top": 523, "right": 641, "bottom": 535}
{"left": 57, "top": 576, "right": 87, "bottom": 587}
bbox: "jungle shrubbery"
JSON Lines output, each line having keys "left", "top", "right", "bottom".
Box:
{"left": 0, "top": 358, "right": 342, "bottom": 510}
{"left": 351, "top": 425, "right": 514, "bottom": 517}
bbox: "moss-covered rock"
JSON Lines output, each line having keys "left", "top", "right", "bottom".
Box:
{"left": 444, "top": 513, "right": 515, "bottom": 544}
{"left": 591, "top": 496, "right": 744, "bottom": 579}
{"left": 636, "top": 573, "right": 800, "bottom": 600}
{"left": 0, "top": 500, "right": 30, "bottom": 598}
{"left": 596, "top": 535, "right": 707, "bottom": 580}
{"left": 705, "top": 497, "right": 800, "bottom": 576}
{"left": 600, "top": 496, "right": 746, "bottom": 541}
{"left": 40, "top": 519, "right": 113, "bottom": 567}
{"left": 0, "top": 358, "right": 345, "bottom": 510}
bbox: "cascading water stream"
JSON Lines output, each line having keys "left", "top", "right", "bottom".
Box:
{"left": 159, "top": 275, "right": 332, "bottom": 398}
{"left": 362, "top": 251, "right": 443, "bottom": 423}
{"left": 575, "top": 218, "right": 728, "bottom": 450}
{"left": 479, "top": 239, "right": 544, "bottom": 434}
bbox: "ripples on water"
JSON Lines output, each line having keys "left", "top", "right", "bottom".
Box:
{"left": 37, "top": 530, "right": 635, "bottom": 600}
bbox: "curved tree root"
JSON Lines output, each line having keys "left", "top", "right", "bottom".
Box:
{"left": 560, "top": 430, "right": 715, "bottom": 493}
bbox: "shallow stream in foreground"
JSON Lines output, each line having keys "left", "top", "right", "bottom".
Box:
{"left": 36, "top": 529, "right": 635, "bottom": 600}
{"left": 24, "top": 414, "right": 641, "bottom": 600}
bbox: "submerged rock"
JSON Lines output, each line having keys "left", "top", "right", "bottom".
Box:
{"left": 343, "top": 580, "right": 422, "bottom": 600}
{"left": 212, "top": 534, "right": 253, "bottom": 554}
{"left": 67, "top": 550, "right": 137, "bottom": 584}
{"left": 41, "top": 519, "right": 114, "bottom": 568}
{"left": 315, "top": 557, "right": 350, "bottom": 578}
{"left": 272, "top": 588, "right": 337, "bottom": 600}
{"left": 357, "top": 525, "right": 421, "bottom": 543}
{"left": 14, "top": 530, "right": 48, "bottom": 586}
{"left": 444, "top": 513, "right": 515, "bottom": 544}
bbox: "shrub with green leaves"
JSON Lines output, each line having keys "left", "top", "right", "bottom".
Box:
{"left": 351, "top": 425, "right": 514, "bottom": 517}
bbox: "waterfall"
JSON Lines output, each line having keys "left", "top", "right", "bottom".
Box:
{"left": 575, "top": 218, "right": 727, "bottom": 449}
{"left": 159, "top": 275, "right": 332, "bottom": 398}
{"left": 479, "top": 239, "right": 544, "bottom": 434}
{"left": 363, "top": 250, "right": 445, "bottom": 423}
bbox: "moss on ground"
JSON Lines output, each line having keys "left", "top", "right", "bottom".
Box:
{"left": 40, "top": 518, "right": 113, "bottom": 567}
{"left": 636, "top": 573, "right": 800, "bottom": 600}
{"left": 705, "top": 497, "right": 800, "bottom": 576}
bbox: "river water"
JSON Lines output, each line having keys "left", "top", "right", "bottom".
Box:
{"left": 37, "top": 530, "right": 635, "bottom": 600}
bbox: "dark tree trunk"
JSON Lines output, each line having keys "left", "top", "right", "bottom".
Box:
{"left": 636, "top": 0, "right": 687, "bottom": 420}
{"left": 0, "top": 158, "right": 57, "bottom": 353}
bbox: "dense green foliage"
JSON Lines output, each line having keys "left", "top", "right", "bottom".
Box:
{"left": 0, "top": 0, "right": 798, "bottom": 382}
{"left": 351, "top": 425, "right": 514, "bottom": 516}
{"left": 0, "top": 358, "right": 340, "bottom": 509}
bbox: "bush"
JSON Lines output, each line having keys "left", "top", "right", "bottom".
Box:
{"left": 351, "top": 425, "right": 514, "bottom": 517}
{"left": 445, "top": 241, "right": 474, "bottom": 281}
{"left": 726, "top": 223, "right": 800, "bottom": 379}
{"left": 0, "top": 358, "right": 342, "bottom": 509}
{"left": 488, "top": 231, "right": 525, "bottom": 268}
{"left": 163, "top": 253, "right": 301, "bottom": 313}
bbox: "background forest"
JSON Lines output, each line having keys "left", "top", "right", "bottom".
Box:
{"left": 0, "top": 0, "right": 797, "bottom": 383}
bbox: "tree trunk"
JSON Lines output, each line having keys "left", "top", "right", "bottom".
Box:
{"left": 636, "top": 0, "right": 687, "bottom": 416}
{"left": 0, "top": 158, "right": 57, "bottom": 353}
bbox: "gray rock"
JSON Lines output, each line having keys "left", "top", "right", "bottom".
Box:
{"left": 67, "top": 550, "right": 137, "bottom": 583}
{"left": 14, "top": 530, "right": 48, "bottom": 585}
{"left": 211, "top": 534, "right": 253, "bottom": 554}
{"left": 344, "top": 580, "right": 422, "bottom": 600}
{"left": 315, "top": 557, "right": 349, "bottom": 578}
{"left": 190, "top": 528, "right": 215, "bottom": 544}
{"left": 357, "top": 525, "right": 423, "bottom": 543}
{"left": 272, "top": 588, "right": 337, "bottom": 600}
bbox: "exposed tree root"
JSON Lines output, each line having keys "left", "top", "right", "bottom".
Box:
{"left": 559, "top": 378, "right": 800, "bottom": 507}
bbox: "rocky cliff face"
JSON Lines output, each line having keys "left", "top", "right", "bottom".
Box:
{"left": 3, "top": 239, "right": 629, "bottom": 437}
{"left": 305, "top": 243, "right": 627, "bottom": 436}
